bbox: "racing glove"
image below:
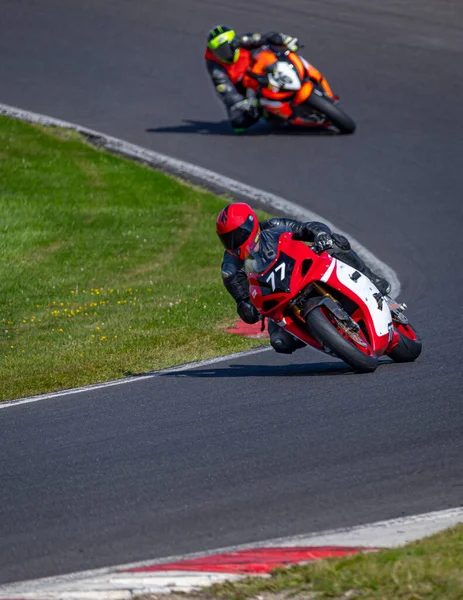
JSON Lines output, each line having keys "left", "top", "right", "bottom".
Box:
{"left": 281, "top": 34, "right": 299, "bottom": 52}
{"left": 237, "top": 300, "right": 260, "bottom": 324}
{"left": 265, "top": 32, "right": 299, "bottom": 52}
{"left": 312, "top": 231, "right": 334, "bottom": 254}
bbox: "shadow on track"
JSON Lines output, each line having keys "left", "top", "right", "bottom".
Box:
{"left": 160, "top": 361, "right": 356, "bottom": 378}
{"left": 125, "top": 358, "right": 395, "bottom": 379}
{"left": 146, "top": 119, "right": 335, "bottom": 137}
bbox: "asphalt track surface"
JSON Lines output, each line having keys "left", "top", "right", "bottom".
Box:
{"left": 1, "top": 0, "right": 462, "bottom": 585}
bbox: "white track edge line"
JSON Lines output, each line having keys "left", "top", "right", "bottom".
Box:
{"left": 0, "top": 102, "right": 400, "bottom": 407}
{"left": 0, "top": 346, "right": 272, "bottom": 409}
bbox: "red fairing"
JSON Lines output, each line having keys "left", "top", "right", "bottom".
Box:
{"left": 247, "top": 233, "right": 390, "bottom": 354}
{"left": 247, "top": 233, "right": 330, "bottom": 349}
{"left": 248, "top": 234, "right": 331, "bottom": 314}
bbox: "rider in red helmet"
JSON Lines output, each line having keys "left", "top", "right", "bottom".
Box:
{"left": 216, "top": 201, "right": 260, "bottom": 260}
{"left": 217, "top": 202, "right": 391, "bottom": 354}
{"left": 205, "top": 25, "right": 300, "bottom": 132}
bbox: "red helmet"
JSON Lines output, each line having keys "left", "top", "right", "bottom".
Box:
{"left": 216, "top": 202, "right": 259, "bottom": 260}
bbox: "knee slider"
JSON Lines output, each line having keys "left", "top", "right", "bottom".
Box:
{"left": 221, "top": 263, "right": 238, "bottom": 280}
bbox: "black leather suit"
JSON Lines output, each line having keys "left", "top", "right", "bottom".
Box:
{"left": 221, "top": 218, "right": 390, "bottom": 354}
{"left": 206, "top": 32, "right": 294, "bottom": 129}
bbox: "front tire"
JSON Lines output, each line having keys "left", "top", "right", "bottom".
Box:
{"left": 305, "top": 91, "right": 356, "bottom": 134}
{"left": 306, "top": 307, "right": 378, "bottom": 373}
{"left": 388, "top": 322, "right": 422, "bottom": 362}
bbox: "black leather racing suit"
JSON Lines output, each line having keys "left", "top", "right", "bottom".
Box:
{"left": 206, "top": 32, "right": 297, "bottom": 130}
{"left": 221, "top": 218, "right": 390, "bottom": 354}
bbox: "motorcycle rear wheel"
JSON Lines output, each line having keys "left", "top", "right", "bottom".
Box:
{"left": 304, "top": 92, "right": 356, "bottom": 134}
{"left": 387, "top": 321, "right": 422, "bottom": 362}
{"left": 306, "top": 307, "right": 378, "bottom": 373}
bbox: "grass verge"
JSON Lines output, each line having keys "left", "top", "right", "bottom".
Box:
{"left": 0, "top": 116, "right": 267, "bottom": 401}
{"left": 153, "top": 524, "right": 463, "bottom": 600}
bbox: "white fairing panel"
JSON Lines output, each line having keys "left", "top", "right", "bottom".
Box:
{"left": 299, "top": 55, "right": 312, "bottom": 72}
{"left": 268, "top": 62, "right": 301, "bottom": 91}
{"left": 259, "top": 99, "right": 284, "bottom": 109}
{"left": 335, "top": 261, "right": 392, "bottom": 337}
{"left": 321, "top": 259, "right": 336, "bottom": 283}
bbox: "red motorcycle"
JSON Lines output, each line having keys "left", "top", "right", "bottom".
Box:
{"left": 245, "top": 230, "right": 422, "bottom": 373}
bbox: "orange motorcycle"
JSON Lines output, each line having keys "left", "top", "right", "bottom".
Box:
{"left": 243, "top": 46, "right": 356, "bottom": 134}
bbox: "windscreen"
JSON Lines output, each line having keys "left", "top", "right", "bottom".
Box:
{"left": 244, "top": 228, "right": 282, "bottom": 274}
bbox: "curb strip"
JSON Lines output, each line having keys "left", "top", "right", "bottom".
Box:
{"left": 0, "top": 507, "right": 461, "bottom": 599}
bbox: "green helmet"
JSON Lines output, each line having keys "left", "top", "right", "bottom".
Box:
{"left": 207, "top": 25, "right": 239, "bottom": 63}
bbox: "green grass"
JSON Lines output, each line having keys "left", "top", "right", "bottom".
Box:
{"left": 0, "top": 116, "right": 267, "bottom": 401}
{"left": 194, "top": 525, "right": 463, "bottom": 600}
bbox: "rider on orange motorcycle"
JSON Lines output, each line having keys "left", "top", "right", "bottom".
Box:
{"left": 206, "top": 25, "right": 332, "bottom": 132}
{"left": 217, "top": 203, "right": 391, "bottom": 354}
{"left": 205, "top": 25, "right": 335, "bottom": 132}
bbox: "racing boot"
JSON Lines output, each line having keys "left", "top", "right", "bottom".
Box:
{"left": 268, "top": 320, "right": 305, "bottom": 354}
{"left": 331, "top": 239, "right": 391, "bottom": 296}
{"left": 229, "top": 98, "right": 260, "bottom": 133}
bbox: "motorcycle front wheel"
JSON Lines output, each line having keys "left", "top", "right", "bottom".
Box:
{"left": 304, "top": 91, "right": 356, "bottom": 134}
{"left": 306, "top": 306, "right": 378, "bottom": 373}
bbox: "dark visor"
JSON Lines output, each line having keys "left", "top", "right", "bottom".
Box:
{"left": 219, "top": 215, "right": 255, "bottom": 254}
{"left": 212, "top": 42, "right": 235, "bottom": 62}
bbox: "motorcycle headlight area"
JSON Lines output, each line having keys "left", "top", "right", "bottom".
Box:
{"left": 267, "top": 61, "right": 302, "bottom": 91}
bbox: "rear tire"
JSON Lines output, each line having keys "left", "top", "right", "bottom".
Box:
{"left": 388, "top": 323, "right": 422, "bottom": 362}
{"left": 305, "top": 92, "right": 356, "bottom": 134}
{"left": 306, "top": 307, "right": 378, "bottom": 373}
